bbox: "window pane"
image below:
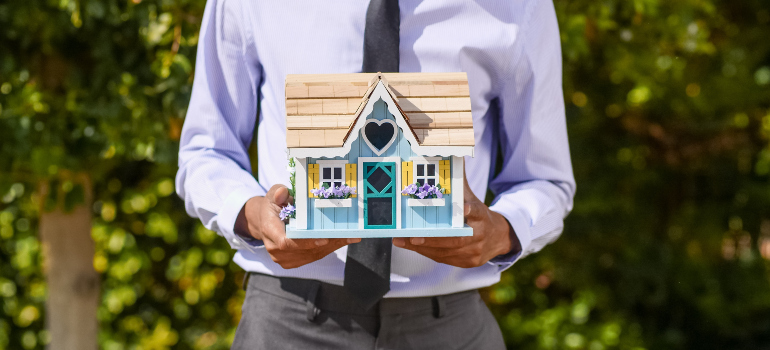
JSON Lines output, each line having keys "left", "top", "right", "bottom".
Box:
{"left": 367, "top": 198, "right": 392, "bottom": 226}
{"left": 334, "top": 167, "right": 342, "bottom": 179}
{"left": 416, "top": 179, "right": 424, "bottom": 186}
{"left": 416, "top": 164, "right": 424, "bottom": 176}
{"left": 427, "top": 179, "right": 436, "bottom": 186}
{"left": 427, "top": 164, "right": 435, "bottom": 176}
{"left": 368, "top": 167, "right": 391, "bottom": 193}
{"left": 323, "top": 167, "right": 331, "bottom": 179}
{"left": 322, "top": 182, "right": 331, "bottom": 188}
{"left": 334, "top": 181, "right": 342, "bottom": 188}
{"left": 366, "top": 165, "right": 375, "bottom": 174}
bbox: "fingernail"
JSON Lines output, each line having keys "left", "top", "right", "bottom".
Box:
{"left": 315, "top": 239, "right": 328, "bottom": 246}
{"left": 347, "top": 238, "right": 360, "bottom": 244}
{"left": 411, "top": 237, "right": 424, "bottom": 245}
{"left": 393, "top": 238, "right": 405, "bottom": 247}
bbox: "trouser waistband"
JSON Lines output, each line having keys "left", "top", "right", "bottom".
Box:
{"left": 244, "top": 272, "right": 476, "bottom": 320}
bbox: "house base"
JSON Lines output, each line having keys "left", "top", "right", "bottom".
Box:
{"left": 285, "top": 226, "right": 473, "bottom": 239}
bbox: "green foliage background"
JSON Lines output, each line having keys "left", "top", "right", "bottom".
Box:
{"left": 1, "top": 0, "right": 769, "bottom": 349}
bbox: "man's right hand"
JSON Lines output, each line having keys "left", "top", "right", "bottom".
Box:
{"left": 234, "top": 184, "right": 360, "bottom": 269}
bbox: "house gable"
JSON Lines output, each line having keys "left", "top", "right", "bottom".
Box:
{"left": 287, "top": 75, "right": 475, "bottom": 159}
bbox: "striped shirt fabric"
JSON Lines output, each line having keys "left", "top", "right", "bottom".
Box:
{"left": 176, "top": 0, "right": 575, "bottom": 298}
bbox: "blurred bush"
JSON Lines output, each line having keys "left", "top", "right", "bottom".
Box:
{"left": 0, "top": 0, "right": 769, "bottom": 349}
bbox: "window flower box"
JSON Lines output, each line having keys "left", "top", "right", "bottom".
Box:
{"left": 315, "top": 198, "right": 353, "bottom": 208}
{"left": 407, "top": 198, "right": 446, "bottom": 207}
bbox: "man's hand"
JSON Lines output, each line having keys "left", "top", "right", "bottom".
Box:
{"left": 235, "top": 184, "right": 360, "bottom": 269}
{"left": 392, "top": 176, "right": 521, "bottom": 268}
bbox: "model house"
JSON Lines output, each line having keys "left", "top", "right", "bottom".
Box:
{"left": 285, "top": 72, "right": 474, "bottom": 238}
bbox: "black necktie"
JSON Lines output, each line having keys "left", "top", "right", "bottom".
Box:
{"left": 343, "top": 0, "right": 399, "bottom": 310}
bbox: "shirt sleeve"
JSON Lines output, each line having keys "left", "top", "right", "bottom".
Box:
{"left": 175, "top": 0, "right": 266, "bottom": 251}
{"left": 487, "top": 0, "right": 576, "bottom": 270}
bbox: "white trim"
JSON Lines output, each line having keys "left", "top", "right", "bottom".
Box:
{"left": 357, "top": 161, "right": 364, "bottom": 229}
{"left": 411, "top": 158, "right": 440, "bottom": 188}
{"left": 316, "top": 162, "right": 345, "bottom": 189}
{"left": 361, "top": 119, "right": 398, "bottom": 156}
{"left": 287, "top": 81, "right": 475, "bottom": 158}
{"left": 314, "top": 198, "right": 353, "bottom": 208}
{"left": 295, "top": 158, "right": 308, "bottom": 229}
{"left": 289, "top": 146, "right": 474, "bottom": 159}
{"left": 407, "top": 198, "right": 446, "bottom": 207}
{"left": 357, "top": 156, "right": 401, "bottom": 229}
{"left": 315, "top": 160, "right": 348, "bottom": 165}
{"left": 410, "top": 156, "right": 442, "bottom": 162}
{"left": 451, "top": 156, "right": 464, "bottom": 228}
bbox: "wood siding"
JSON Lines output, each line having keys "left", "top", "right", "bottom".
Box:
{"left": 306, "top": 99, "right": 452, "bottom": 230}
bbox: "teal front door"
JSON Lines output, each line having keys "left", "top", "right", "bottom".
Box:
{"left": 363, "top": 162, "right": 397, "bottom": 229}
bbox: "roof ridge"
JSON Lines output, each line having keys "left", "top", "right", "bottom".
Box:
{"left": 341, "top": 79, "right": 418, "bottom": 144}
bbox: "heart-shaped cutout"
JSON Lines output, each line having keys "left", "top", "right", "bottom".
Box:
{"left": 362, "top": 119, "right": 397, "bottom": 156}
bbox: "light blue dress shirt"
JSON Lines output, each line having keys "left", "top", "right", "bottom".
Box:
{"left": 176, "top": 0, "right": 575, "bottom": 298}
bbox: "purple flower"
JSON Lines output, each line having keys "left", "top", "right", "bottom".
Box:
{"left": 311, "top": 184, "right": 355, "bottom": 199}
{"left": 401, "top": 183, "right": 418, "bottom": 196}
{"left": 404, "top": 182, "right": 445, "bottom": 199}
{"left": 279, "top": 204, "right": 296, "bottom": 220}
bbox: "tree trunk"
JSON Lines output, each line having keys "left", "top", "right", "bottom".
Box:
{"left": 38, "top": 176, "right": 99, "bottom": 350}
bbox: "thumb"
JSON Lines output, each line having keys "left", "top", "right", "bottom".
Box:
{"left": 269, "top": 184, "right": 290, "bottom": 207}
{"left": 464, "top": 201, "right": 487, "bottom": 222}
{"left": 463, "top": 170, "right": 481, "bottom": 204}
{"left": 462, "top": 171, "right": 486, "bottom": 222}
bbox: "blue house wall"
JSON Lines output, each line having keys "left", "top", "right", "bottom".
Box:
{"left": 307, "top": 98, "right": 452, "bottom": 230}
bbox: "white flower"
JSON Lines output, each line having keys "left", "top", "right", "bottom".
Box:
{"left": 286, "top": 166, "right": 296, "bottom": 173}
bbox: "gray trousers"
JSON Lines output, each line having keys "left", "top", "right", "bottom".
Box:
{"left": 232, "top": 273, "right": 506, "bottom": 350}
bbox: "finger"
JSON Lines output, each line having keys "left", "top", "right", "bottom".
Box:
{"left": 408, "top": 236, "right": 469, "bottom": 248}
{"left": 464, "top": 201, "right": 488, "bottom": 222}
{"left": 308, "top": 237, "right": 360, "bottom": 248}
{"left": 463, "top": 171, "right": 481, "bottom": 203}
{"left": 277, "top": 237, "right": 360, "bottom": 251}
{"left": 394, "top": 239, "right": 455, "bottom": 257}
{"left": 270, "top": 185, "right": 290, "bottom": 207}
{"left": 401, "top": 244, "right": 457, "bottom": 259}
{"left": 318, "top": 239, "right": 357, "bottom": 254}
{"left": 393, "top": 241, "right": 484, "bottom": 268}
{"left": 294, "top": 238, "right": 358, "bottom": 265}
{"left": 281, "top": 240, "right": 353, "bottom": 269}
{"left": 260, "top": 215, "right": 289, "bottom": 246}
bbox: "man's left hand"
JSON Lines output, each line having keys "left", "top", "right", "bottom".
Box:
{"left": 393, "top": 175, "right": 521, "bottom": 268}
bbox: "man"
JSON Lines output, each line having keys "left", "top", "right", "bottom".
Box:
{"left": 176, "top": 0, "right": 574, "bottom": 349}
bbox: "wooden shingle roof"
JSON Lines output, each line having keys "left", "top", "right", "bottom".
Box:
{"left": 285, "top": 73, "right": 474, "bottom": 148}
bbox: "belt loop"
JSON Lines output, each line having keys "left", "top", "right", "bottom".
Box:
{"left": 306, "top": 281, "right": 321, "bottom": 322}
{"left": 432, "top": 295, "right": 446, "bottom": 318}
{"left": 242, "top": 272, "right": 251, "bottom": 291}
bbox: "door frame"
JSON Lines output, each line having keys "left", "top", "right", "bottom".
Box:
{"left": 362, "top": 161, "right": 397, "bottom": 229}
{"left": 357, "top": 157, "right": 401, "bottom": 229}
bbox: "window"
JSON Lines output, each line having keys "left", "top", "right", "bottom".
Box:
{"left": 414, "top": 161, "right": 439, "bottom": 186}
{"left": 319, "top": 163, "right": 345, "bottom": 188}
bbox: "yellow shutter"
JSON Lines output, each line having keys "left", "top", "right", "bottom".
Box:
{"left": 439, "top": 159, "right": 451, "bottom": 194}
{"left": 401, "top": 161, "right": 413, "bottom": 195}
{"left": 345, "top": 163, "right": 357, "bottom": 197}
{"left": 308, "top": 164, "right": 319, "bottom": 197}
